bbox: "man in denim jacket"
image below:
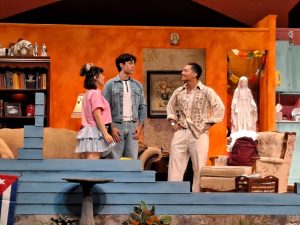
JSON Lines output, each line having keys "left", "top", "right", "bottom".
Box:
{"left": 103, "top": 53, "right": 147, "bottom": 159}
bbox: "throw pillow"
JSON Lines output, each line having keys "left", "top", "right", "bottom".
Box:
{"left": 0, "top": 138, "right": 14, "bottom": 159}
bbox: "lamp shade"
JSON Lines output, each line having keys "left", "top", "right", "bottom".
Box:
{"left": 71, "top": 93, "right": 84, "bottom": 118}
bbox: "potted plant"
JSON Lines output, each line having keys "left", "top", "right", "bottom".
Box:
{"left": 122, "top": 201, "right": 172, "bottom": 225}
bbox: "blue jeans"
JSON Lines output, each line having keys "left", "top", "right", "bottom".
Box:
{"left": 109, "top": 121, "right": 138, "bottom": 159}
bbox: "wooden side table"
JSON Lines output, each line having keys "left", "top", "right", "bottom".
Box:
{"left": 235, "top": 175, "right": 278, "bottom": 193}
{"left": 63, "top": 178, "right": 113, "bottom": 225}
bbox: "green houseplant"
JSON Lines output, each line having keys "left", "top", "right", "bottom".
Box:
{"left": 122, "top": 201, "right": 172, "bottom": 225}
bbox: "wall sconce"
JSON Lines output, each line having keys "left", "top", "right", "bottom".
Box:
{"left": 71, "top": 93, "right": 84, "bottom": 118}
{"left": 170, "top": 32, "right": 180, "bottom": 46}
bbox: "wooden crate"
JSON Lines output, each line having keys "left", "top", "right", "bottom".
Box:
{"left": 235, "top": 175, "right": 279, "bottom": 193}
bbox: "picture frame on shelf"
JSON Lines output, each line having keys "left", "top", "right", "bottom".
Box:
{"left": 4, "top": 102, "right": 21, "bottom": 117}
{"left": 147, "top": 70, "right": 182, "bottom": 118}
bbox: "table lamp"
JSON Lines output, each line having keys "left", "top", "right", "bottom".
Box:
{"left": 71, "top": 93, "right": 84, "bottom": 118}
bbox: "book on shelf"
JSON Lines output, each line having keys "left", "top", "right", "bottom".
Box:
{"left": 42, "top": 73, "right": 47, "bottom": 89}
{"left": 36, "top": 74, "right": 41, "bottom": 89}
{"left": 19, "top": 72, "right": 25, "bottom": 89}
{"left": 12, "top": 72, "right": 20, "bottom": 89}
{"left": 0, "top": 99, "right": 3, "bottom": 116}
{"left": 0, "top": 73, "right": 4, "bottom": 89}
{"left": 5, "top": 71, "right": 12, "bottom": 88}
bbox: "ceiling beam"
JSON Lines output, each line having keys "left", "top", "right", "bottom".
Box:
{"left": 0, "top": 0, "right": 60, "bottom": 19}
{"left": 193, "top": 0, "right": 299, "bottom": 27}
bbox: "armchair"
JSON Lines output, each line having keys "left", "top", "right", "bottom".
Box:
{"left": 200, "top": 131, "right": 296, "bottom": 193}
{"left": 138, "top": 143, "right": 162, "bottom": 170}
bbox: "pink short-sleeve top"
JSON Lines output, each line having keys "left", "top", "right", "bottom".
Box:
{"left": 81, "top": 89, "right": 112, "bottom": 127}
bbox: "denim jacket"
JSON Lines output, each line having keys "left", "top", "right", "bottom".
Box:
{"left": 103, "top": 75, "right": 147, "bottom": 124}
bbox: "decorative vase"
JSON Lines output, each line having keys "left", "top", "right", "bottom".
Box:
{"left": 26, "top": 104, "right": 35, "bottom": 117}
{"left": 26, "top": 80, "right": 36, "bottom": 89}
{"left": 161, "top": 93, "right": 170, "bottom": 106}
{"left": 161, "top": 93, "right": 169, "bottom": 100}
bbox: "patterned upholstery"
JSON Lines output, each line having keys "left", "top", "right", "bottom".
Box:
{"left": 256, "top": 132, "right": 285, "bottom": 158}
{"left": 200, "top": 132, "right": 296, "bottom": 193}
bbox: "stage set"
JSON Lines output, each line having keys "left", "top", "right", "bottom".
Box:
{"left": 1, "top": 15, "right": 300, "bottom": 225}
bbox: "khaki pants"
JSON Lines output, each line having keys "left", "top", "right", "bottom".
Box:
{"left": 168, "top": 129, "right": 209, "bottom": 192}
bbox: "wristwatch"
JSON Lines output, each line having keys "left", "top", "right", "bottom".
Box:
{"left": 171, "top": 121, "right": 176, "bottom": 126}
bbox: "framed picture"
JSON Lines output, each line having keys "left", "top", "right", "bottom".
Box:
{"left": 147, "top": 70, "right": 182, "bottom": 118}
{"left": 4, "top": 102, "right": 22, "bottom": 117}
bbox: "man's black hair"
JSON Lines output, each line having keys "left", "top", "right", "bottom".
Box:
{"left": 115, "top": 53, "right": 136, "bottom": 72}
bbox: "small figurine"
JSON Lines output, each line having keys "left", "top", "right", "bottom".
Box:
{"left": 288, "top": 30, "right": 295, "bottom": 46}
{"left": 26, "top": 74, "right": 36, "bottom": 89}
{"left": 41, "top": 43, "right": 47, "bottom": 56}
{"left": 28, "top": 74, "right": 35, "bottom": 81}
{"left": 33, "top": 43, "right": 38, "bottom": 56}
{"left": 0, "top": 43, "right": 6, "bottom": 56}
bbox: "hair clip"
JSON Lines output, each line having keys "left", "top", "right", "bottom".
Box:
{"left": 86, "top": 63, "right": 94, "bottom": 72}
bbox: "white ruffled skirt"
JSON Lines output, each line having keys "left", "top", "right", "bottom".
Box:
{"left": 75, "top": 126, "right": 114, "bottom": 157}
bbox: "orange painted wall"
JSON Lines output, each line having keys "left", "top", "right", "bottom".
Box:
{"left": 0, "top": 15, "right": 276, "bottom": 159}
{"left": 254, "top": 15, "right": 277, "bottom": 132}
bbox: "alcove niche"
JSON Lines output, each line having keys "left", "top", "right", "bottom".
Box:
{"left": 142, "top": 48, "right": 205, "bottom": 150}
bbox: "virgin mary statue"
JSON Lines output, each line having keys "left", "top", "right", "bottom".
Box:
{"left": 231, "top": 76, "right": 257, "bottom": 133}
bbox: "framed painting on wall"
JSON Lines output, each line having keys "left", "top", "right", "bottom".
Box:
{"left": 147, "top": 70, "right": 182, "bottom": 118}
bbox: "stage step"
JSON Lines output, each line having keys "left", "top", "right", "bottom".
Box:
{"left": 17, "top": 181, "right": 190, "bottom": 193}
{"left": 0, "top": 159, "right": 143, "bottom": 171}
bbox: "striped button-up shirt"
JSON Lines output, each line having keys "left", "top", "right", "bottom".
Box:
{"left": 167, "top": 81, "right": 225, "bottom": 138}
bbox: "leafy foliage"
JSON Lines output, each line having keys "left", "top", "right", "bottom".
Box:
{"left": 122, "top": 201, "right": 172, "bottom": 225}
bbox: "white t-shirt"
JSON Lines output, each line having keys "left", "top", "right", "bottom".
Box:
{"left": 122, "top": 80, "right": 133, "bottom": 121}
